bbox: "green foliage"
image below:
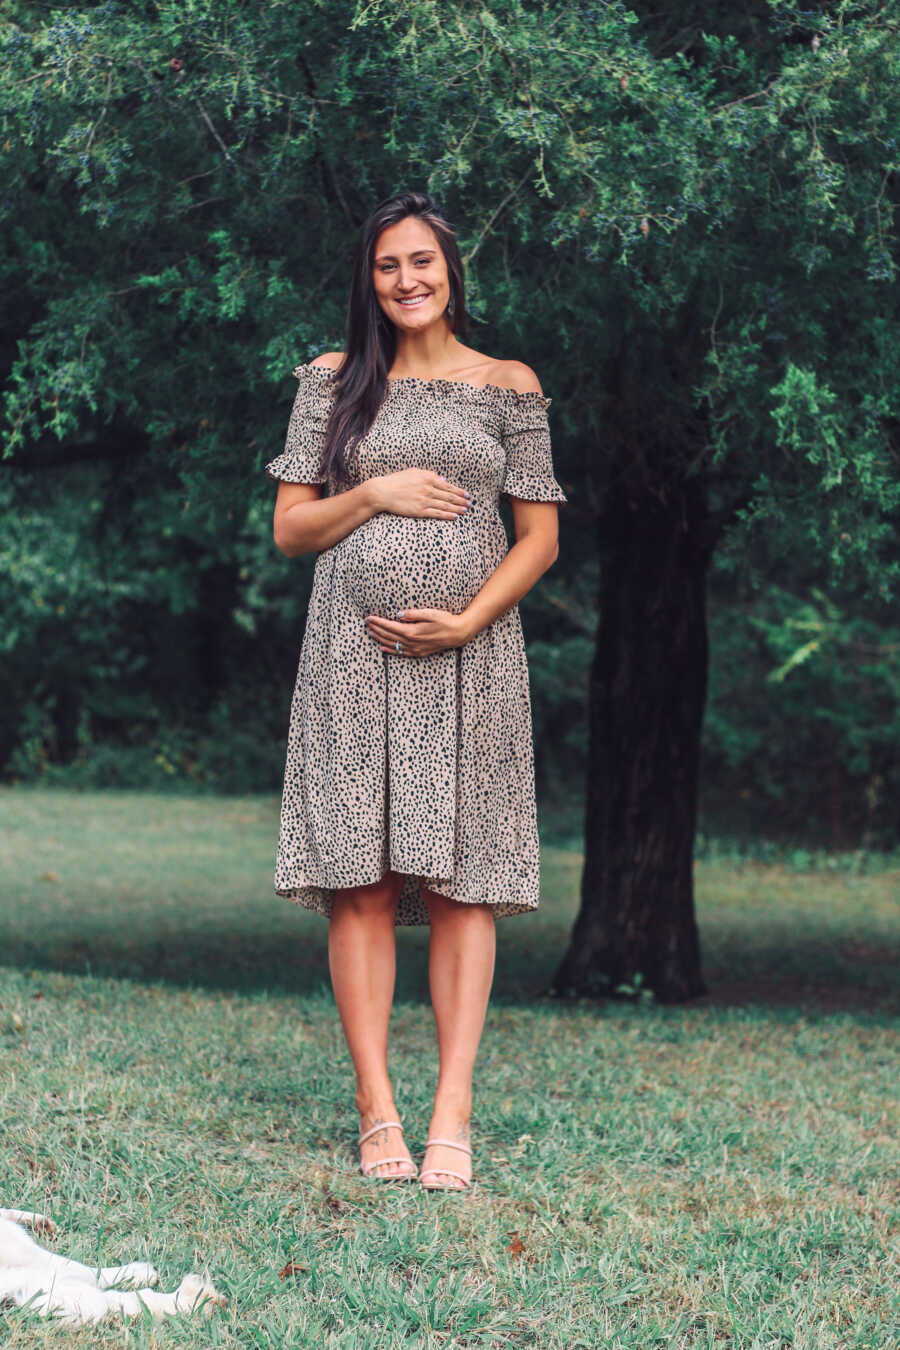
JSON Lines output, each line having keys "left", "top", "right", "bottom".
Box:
{"left": 704, "top": 579, "right": 900, "bottom": 845}
{"left": 1, "top": 1, "right": 898, "bottom": 836}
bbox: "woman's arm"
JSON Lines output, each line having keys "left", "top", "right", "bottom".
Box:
{"left": 456, "top": 498, "right": 560, "bottom": 641}
{"left": 273, "top": 479, "right": 382, "bottom": 557}
{"left": 458, "top": 359, "right": 560, "bottom": 635}
{"left": 274, "top": 471, "right": 469, "bottom": 557}
{"left": 273, "top": 349, "right": 382, "bottom": 556}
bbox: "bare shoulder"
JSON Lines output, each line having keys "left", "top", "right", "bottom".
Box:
{"left": 309, "top": 351, "right": 345, "bottom": 371}
{"left": 491, "top": 360, "right": 544, "bottom": 395}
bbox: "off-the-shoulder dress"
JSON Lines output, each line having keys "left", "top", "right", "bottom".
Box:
{"left": 265, "top": 363, "right": 567, "bottom": 926}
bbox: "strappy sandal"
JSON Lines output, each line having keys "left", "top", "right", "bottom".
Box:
{"left": 418, "top": 1137, "right": 473, "bottom": 1191}
{"left": 358, "top": 1120, "right": 418, "bottom": 1181}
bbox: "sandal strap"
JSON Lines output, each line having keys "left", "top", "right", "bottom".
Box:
{"left": 361, "top": 1156, "right": 418, "bottom": 1177}
{"left": 424, "top": 1137, "right": 472, "bottom": 1156}
{"left": 358, "top": 1120, "right": 404, "bottom": 1146}
{"left": 420, "top": 1169, "right": 471, "bottom": 1188}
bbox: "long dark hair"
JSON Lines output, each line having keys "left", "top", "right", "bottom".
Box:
{"left": 317, "top": 191, "right": 469, "bottom": 490}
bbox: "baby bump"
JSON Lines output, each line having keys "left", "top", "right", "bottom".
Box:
{"left": 337, "top": 511, "right": 487, "bottom": 617}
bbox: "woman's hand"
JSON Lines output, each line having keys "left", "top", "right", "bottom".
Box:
{"left": 365, "top": 608, "right": 473, "bottom": 657}
{"left": 369, "top": 468, "right": 471, "bottom": 520}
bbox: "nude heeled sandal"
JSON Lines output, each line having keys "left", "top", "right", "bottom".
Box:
{"left": 358, "top": 1120, "right": 418, "bottom": 1181}
{"left": 418, "top": 1138, "right": 474, "bottom": 1191}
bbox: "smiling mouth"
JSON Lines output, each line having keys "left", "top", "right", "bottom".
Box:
{"left": 396, "top": 294, "right": 431, "bottom": 307}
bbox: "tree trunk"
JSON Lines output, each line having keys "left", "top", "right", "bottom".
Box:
{"left": 52, "top": 683, "right": 82, "bottom": 764}
{"left": 551, "top": 471, "right": 711, "bottom": 1004}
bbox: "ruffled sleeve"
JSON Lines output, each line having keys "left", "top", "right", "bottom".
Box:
{"left": 264, "top": 365, "right": 335, "bottom": 485}
{"left": 499, "top": 393, "right": 568, "bottom": 504}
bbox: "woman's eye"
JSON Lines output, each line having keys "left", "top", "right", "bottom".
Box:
{"left": 378, "top": 260, "right": 432, "bottom": 270}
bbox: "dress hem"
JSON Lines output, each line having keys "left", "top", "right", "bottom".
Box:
{"left": 274, "top": 873, "right": 539, "bottom": 925}
{"left": 276, "top": 893, "right": 540, "bottom": 925}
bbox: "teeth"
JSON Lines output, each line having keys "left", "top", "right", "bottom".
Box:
{"left": 398, "top": 295, "right": 429, "bottom": 305}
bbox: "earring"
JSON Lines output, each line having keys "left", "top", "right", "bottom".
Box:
{"left": 447, "top": 295, "right": 456, "bottom": 317}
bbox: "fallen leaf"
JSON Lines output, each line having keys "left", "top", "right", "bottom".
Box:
{"left": 278, "top": 1260, "right": 309, "bottom": 1279}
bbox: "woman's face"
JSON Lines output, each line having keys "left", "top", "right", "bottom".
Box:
{"left": 372, "top": 216, "right": 451, "bottom": 332}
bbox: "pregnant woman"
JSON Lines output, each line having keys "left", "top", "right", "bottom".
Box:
{"left": 266, "top": 190, "right": 567, "bottom": 1191}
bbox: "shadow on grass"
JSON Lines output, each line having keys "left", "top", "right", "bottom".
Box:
{"left": 0, "top": 913, "right": 579, "bottom": 1006}
{"left": 2, "top": 787, "right": 897, "bottom": 1016}
{"left": 693, "top": 961, "right": 900, "bottom": 1017}
{"left": 4, "top": 911, "right": 898, "bottom": 1017}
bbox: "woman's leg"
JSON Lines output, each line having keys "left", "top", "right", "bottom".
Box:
{"left": 328, "top": 869, "right": 414, "bottom": 1178}
{"left": 419, "top": 886, "right": 497, "bottom": 1187}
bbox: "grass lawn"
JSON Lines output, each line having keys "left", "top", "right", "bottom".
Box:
{"left": 1, "top": 786, "right": 898, "bottom": 1348}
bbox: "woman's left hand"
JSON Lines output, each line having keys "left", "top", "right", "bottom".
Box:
{"left": 364, "top": 608, "right": 473, "bottom": 657}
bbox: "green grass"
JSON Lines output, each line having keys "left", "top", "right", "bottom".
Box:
{"left": 1, "top": 786, "right": 898, "bottom": 1348}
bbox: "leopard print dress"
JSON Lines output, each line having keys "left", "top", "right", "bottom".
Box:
{"left": 265, "top": 363, "right": 568, "bottom": 926}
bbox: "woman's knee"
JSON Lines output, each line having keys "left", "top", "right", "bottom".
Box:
{"left": 419, "top": 882, "right": 494, "bottom": 923}
{"left": 334, "top": 870, "right": 402, "bottom": 917}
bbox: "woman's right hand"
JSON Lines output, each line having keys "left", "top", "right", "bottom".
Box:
{"left": 368, "top": 469, "right": 471, "bottom": 519}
